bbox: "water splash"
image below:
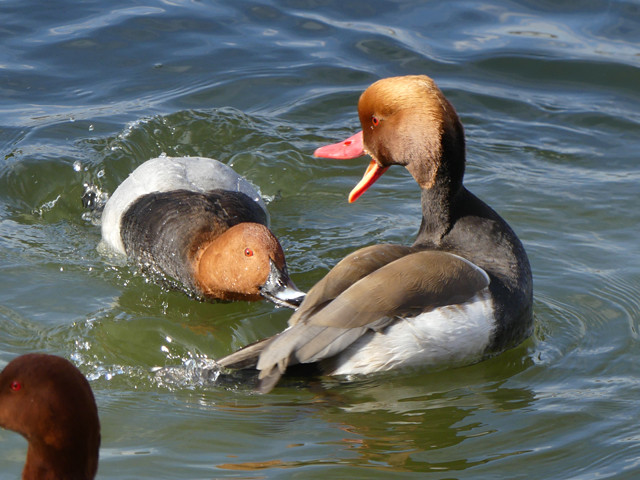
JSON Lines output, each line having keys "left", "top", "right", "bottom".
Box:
{"left": 153, "top": 356, "right": 224, "bottom": 389}
{"left": 81, "top": 183, "right": 109, "bottom": 226}
{"left": 32, "top": 194, "right": 62, "bottom": 217}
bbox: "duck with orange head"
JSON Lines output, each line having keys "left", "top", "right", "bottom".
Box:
{"left": 218, "top": 75, "right": 533, "bottom": 393}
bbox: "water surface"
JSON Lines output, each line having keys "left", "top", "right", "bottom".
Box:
{"left": 1, "top": 0, "right": 640, "bottom": 478}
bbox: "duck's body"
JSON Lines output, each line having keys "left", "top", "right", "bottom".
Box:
{"left": 100, "top": 157, "right": 304, "bottom": 307}
{"left": 101, "top": 156, "right": 269, "bottom": 255}
{"left": 0, "top": 354, "right": 100, "bottom": 480}
{"left": 218, "top": 75, "right": 533, "bottom": 392}
{"left": 328, "top": 289, "right": 494, "bottom": 375}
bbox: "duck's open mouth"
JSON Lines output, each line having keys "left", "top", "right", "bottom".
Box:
{"left": 314, "top": 131, "right": 389, "bottom": 202}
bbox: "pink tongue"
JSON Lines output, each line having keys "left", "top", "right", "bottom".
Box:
{"left": 313, "top": 131, "right": 365, "bottom": 159}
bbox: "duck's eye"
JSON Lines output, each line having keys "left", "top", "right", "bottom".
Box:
{"left": 244, "top": 248, "right": 254, "bottom": 257}
{"left": 372, "top": 116, "right": 379, "bottom": 126}
{"left": 10, "top": 381, "right": 21, "bottom": 392}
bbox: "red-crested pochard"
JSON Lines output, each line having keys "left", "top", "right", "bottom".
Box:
{"left": 218, "top": 75, "right": 533, "bottom": 392}
{"left": 0, "top": 354, "right": 100, "bottom": 480}
{"left": 100, "top": 156, "right": 304, "bottom": 308}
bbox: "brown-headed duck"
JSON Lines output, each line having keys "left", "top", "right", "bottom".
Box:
{"left": 100, "top": 156, "right": 304, "bottom": 308}
{"left": 217, "top": 75, "right": 533, "bottom": 392}
{"left": 0, "top": 354, "right": 100, "bottom": 480}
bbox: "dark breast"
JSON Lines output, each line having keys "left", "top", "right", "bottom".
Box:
{"left": 120, "top": 189, "right": 267, "bottom": 293}
{"left": 445, "top": 213, "right": 533, "bottom": 352}
{"left": 415, "top": 187, "right": 534, "bottom": 353}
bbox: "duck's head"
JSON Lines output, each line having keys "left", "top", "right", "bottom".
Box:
{"left": 0, "top": 354, "right": 100, "bottom": 480}
{"left": 196, "top": 223, "right": 305, "bottom": 308}
{"left": 315, "top": 75, "right": 466, "bottom": 202}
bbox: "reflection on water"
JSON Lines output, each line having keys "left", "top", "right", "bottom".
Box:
{"left": 213, "top": 350, "right": 535, "bottom": 473}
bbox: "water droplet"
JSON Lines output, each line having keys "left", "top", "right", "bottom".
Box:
{"left": 60, "top": 267, "right": 64, "bottom": 272}
{"left": 97, "top": 169, "right": 105, "bottom": 178}
{"left": 89, "top": 124, "right": 94, "bottom": 131}
{"left": 70, "top": 117, "right": 75, "bottom": 123}
{"left": 159, "top": 152, "right": 167, "bottom": 158}
{"left": 73, "top": 161, "right": 82, "bottom": 172}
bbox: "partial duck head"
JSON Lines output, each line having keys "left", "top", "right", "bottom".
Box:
{"left": 0, "top": 354, "right": 100, "bottom": 480}
{"left": 196, "top": 222, "right": 304, "bottom": 308}
{"left": 315, "top": 75, "right": 466, "bottom": 202}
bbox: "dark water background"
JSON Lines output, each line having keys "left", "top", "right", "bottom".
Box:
{"left": 1, "top": 0, "right": 640, "bottom": 478}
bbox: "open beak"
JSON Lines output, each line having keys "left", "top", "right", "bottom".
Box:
{"left": 314, "top": 131, "right": 389, "bottom": 203}
{"left": 313, "top": 131, "right": 365, "bottom": 159}
{"left": 259, "top": 260, "right": 306, "bottom": 309}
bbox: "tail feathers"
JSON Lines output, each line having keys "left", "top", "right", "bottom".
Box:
{"left": 219, "top": 336, "right": 322, "bottom": 394}
{"left": 256, "top": 351, "right": 289, "bottom": 394}
{"left": 256, "top": 366, "right": 283, "bottom": 394}
{"left": 217, "top": 337, "right": 273, "bottom": 370}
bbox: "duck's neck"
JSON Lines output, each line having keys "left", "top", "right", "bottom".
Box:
{"left": 23, "top": 442, "right": 97, "bottom": 480}
{"left": 415, "top": 177, "right": 462, "bottom": 245}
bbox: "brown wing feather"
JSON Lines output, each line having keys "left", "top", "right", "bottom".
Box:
{"left": 289, "top": 244, "right": 413, "bottom": 326}
{"left": 300, "top": 250, "right": 489, "bottom": 329}
{"left": 256, "top": 251, "right": 490, "bottom": 392}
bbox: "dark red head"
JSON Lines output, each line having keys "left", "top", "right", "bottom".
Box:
{"left": 0, "top": 354, "right": 100, "bottom": 480}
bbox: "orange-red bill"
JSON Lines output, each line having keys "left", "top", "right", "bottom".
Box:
{"left": 348, "top": 160, "right": 389, "bottom": 203}
{"left": 313, "top": 131, "right": 365, "bottom": 159}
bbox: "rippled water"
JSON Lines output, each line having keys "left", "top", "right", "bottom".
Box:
{"left": 2, "top": 0, "right": 640, "bottom": 478}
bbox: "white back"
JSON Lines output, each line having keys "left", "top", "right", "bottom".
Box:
{"left": 100, "top": 157, "right": 268, "bottom": 254}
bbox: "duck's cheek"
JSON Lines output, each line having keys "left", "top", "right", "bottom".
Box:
{"left": 240, "top": 258, "right": 264, "bottom": 292}
{"left": 0, "top": 397, "right": 28, "bottom": 434}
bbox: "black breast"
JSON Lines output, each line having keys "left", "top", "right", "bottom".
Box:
{"left": 120, "top": 189, "right": 267, "bottom": 293}
{"left": 414, "top": 186, "right": 534, "bottom": 353}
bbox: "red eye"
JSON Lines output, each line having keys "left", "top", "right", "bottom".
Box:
{"left": 372, "top": 116, "right": 379, "bottom": 126}
{"left": 244, "top": 248, "right": 254, "bottom": 257}
{"left": 10, "top": 381, "right": 21, "bottom": 392}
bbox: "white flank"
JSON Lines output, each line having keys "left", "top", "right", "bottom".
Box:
{"left": 330, "top": 289, "right": 495, "bottom": 375}
{"left": 100, "top": 157, "right": 268, "bottom": 254}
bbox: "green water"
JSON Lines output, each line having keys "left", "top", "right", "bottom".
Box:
{"left": 1, "top": 0, "right": 640, "bottom": 478}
